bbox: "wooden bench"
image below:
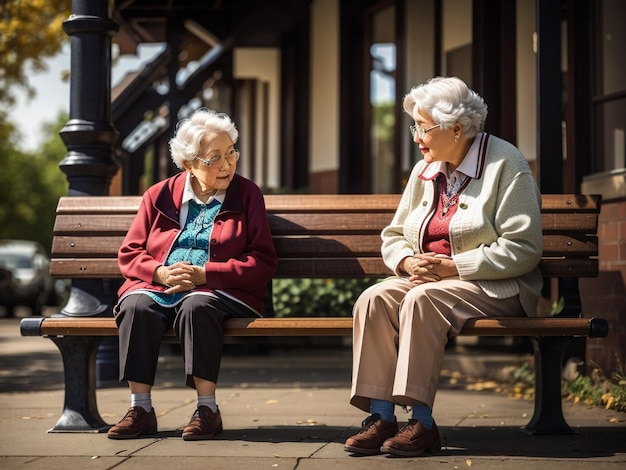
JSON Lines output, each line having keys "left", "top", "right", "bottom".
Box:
{"left": 20, "top": 194, "right": 608, "bottom": 434}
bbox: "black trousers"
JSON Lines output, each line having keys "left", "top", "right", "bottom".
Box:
{"left": 115, "top": 293, "right": 257, "bottom": 388}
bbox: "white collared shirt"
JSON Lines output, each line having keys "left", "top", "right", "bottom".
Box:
{"left": 417, "top": 132, "right": 487, "bottom": 186}
{"left": 179, "top": 172, "right": 226, "bottom": 227}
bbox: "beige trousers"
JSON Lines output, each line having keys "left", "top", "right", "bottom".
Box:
{"left": 350, "top": 277, "right": 525, "bottom": 413}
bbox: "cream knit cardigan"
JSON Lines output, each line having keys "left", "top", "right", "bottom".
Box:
{"left": 382, "top": 134, "right": 543, "bottom": 317}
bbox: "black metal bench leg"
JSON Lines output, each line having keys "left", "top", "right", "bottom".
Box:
{"left": 524, "top": 336, "right": 573, "bottom": 434}
{"left": 48, "top": 336, "right": 110, "bottom": 433}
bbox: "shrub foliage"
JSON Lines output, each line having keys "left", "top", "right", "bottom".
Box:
{"left": 272, "top": 278, "right": 380, "bottom": 317}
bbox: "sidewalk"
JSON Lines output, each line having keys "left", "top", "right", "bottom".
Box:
{"left": 0, "top": 313, "right": 624, "bottom": 469}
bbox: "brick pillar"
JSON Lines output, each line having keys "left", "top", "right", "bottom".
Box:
{"left": 580, "top": 199, "right": 626, "bottom": 376}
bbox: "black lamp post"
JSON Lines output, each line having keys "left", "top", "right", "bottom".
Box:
{"left": 50, "top": 1, "right": 121, "bottom": 430}
{"left": 58, "top": 0, "right": 120, "bottom": 321}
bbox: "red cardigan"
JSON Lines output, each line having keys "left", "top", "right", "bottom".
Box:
{"left": 116, "top": 172, "right": 278, "bottom": 315}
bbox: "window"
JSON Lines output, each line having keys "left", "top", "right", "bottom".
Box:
{"left": 592, "top": 0, "right": 626, "bottom": 172}
{"left": 368, "top": 5, "right": 396, "bottom": 193}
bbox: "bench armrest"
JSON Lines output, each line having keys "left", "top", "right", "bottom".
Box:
{"left": 20, "top": 317, "right": 45, "bottom": 336}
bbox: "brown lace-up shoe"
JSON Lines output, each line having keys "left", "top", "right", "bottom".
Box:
{"left": 107, "top": 406, "right": 157, "bottom": 439}
{"left": 344, "top": 414, "right": 399, "bottom": 455}
{"left": 182, "top": 406, "right": 223, "bottom": 441}
{"left": 380, "top": 419, "right": 441, "bottom": 457}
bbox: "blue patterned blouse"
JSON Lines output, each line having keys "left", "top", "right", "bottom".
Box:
{"left": 146, "top": 198, "right": 222, "bottom": 307}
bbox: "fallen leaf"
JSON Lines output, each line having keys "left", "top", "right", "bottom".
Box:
{"left": 465, "top": 458, "right": 472, "bottom": 466}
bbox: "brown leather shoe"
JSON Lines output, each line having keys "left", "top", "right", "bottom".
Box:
{"left": 107, "top": 406, "right": 157, "bottom": 439}
{"left": 182, "top": 406, "right": 223, "bottom": 441}
{"left": 380, "top": 419, "right": 441, "bottom": 457}
{"left": 344, "top": 414, "right": 399, "bottom": 455}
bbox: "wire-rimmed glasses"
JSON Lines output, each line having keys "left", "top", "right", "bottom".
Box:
{"left": 195, "top": 149, "right": 240, "bottom": 169}
{"left": 409, "top": 123, "right": 441, "bottom": 140}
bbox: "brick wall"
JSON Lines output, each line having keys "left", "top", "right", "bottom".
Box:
{"left": 580, "top": 198, "right": 626, "bottom": 376}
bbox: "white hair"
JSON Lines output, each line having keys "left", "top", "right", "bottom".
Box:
{"left": 169, "top": 109, "right": 239, "bottom": 169}
{"left": 402, "top": 77, "right": 488, "bottom": 137}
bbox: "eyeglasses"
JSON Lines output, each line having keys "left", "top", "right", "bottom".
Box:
{"left": 195, "top": 149, "right": 240, "bottom": 169}
{"left": 410, "top": 123, "right": 441, "bottom": 140}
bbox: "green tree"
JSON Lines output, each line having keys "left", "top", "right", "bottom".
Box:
{"left": 0, "top": 112, "right": 69, "bottom": 252}
{"left": 0, "top": 0, "right": 71, "bottom": 123}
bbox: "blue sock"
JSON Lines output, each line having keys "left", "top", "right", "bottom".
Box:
{"left": 411, "top": 404, "right": 434, "bottom": 429}
{"left": 370, "top": 399, "right": 395, "bottom": 423}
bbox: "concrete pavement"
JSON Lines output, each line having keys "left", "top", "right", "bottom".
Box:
{"left": 0, "top": 312, "right": 624, "bottom": 469}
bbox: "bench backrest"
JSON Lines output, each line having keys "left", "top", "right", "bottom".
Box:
{"left": 50, "top": 194, "right": 600, "bottom": 280}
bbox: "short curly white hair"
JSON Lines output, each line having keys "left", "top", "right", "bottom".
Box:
{"left": 169, "top": 108, "right": 239, "bottom": 169}
{"left": 402, "top": 76, "right": 488, "bottom": 138}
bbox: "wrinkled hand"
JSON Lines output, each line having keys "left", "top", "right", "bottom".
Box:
{"left": 155, "top": 262, "right": 206, "bottom": 294}
{"left": 402, "top": 253, "right": 457, "bottom": 285}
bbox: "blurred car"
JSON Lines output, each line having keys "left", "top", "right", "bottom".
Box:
{"left": 0, "top": 240, "right": 58, "bottom": 316}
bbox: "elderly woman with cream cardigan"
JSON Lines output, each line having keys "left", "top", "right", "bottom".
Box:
{"left": 344, "top": 77, "right": 543, "bottom": 458}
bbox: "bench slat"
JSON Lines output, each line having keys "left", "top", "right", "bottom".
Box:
{"left": 55, "top": 196, "right": 142, "bottom": 214}
{"left": 49, "top": 233, "right": 598, "bottom": 259}
{"left": 28, "top": 316, "right": 603, "bottom": 338}
{"left": 49, "top": 257, "right": 599, "bottom": 279}
{"left": 52, "top": 235, "right": 385, "bottom": 258}
{"left": 538, "top": 194, "right": 600, "bottom": 212}
{"left": 53, "top": 215, "right": 137, "bottom": 235}
{"left": 54, "top": 213, "right": 399, "bottom": 235}
{"left": 540, "top": 213, "right": 598, "bottom": 233}
{"left": 264, "top": 194, "right": 402, "bottom": 212}
{"left": 53, "top": 211, "right": 599, "bottom": 235}
{"left": 48, "top": 257, "right": 392, "bottom": 278}
{"left": 268, "top": 213, "right": 393, "bottom": 233}
{"left": 541, "top": 234, "right": 598, "bottom": 256}
{"left": 51, "top": 236, "right": 128, "bottom": 257}
{"left": 54, "top": 194, "right": 600, "bottom": 214}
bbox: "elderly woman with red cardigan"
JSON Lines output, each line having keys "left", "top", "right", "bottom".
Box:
{"left": 108, "top": 109, "right": 277, "bottom": 441}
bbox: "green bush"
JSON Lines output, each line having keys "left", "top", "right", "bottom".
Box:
{"left": 271, "top": 278, "right": 380, "bottom": 317}
{"left": 507, "top": 359, "right": 626, "bottom": 413}
{"left": 566, "top": 362, "right": 626, "bottom": 412}
{"left": 567, "top": 372, "right": 606, "bottom": 405}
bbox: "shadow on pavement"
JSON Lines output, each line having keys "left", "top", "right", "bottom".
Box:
{"left": 99, "top": 424, "right": 626, "bottom": 459}
{"left": 0, "top": 349, "right": 64, "bottom": 393}
{"left": 215, "top": 425, "right": 626, "bottom": 459}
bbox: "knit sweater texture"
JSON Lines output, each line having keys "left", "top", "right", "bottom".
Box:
{"left": 381, "top": 134, "right": 543, "bottom": 316}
